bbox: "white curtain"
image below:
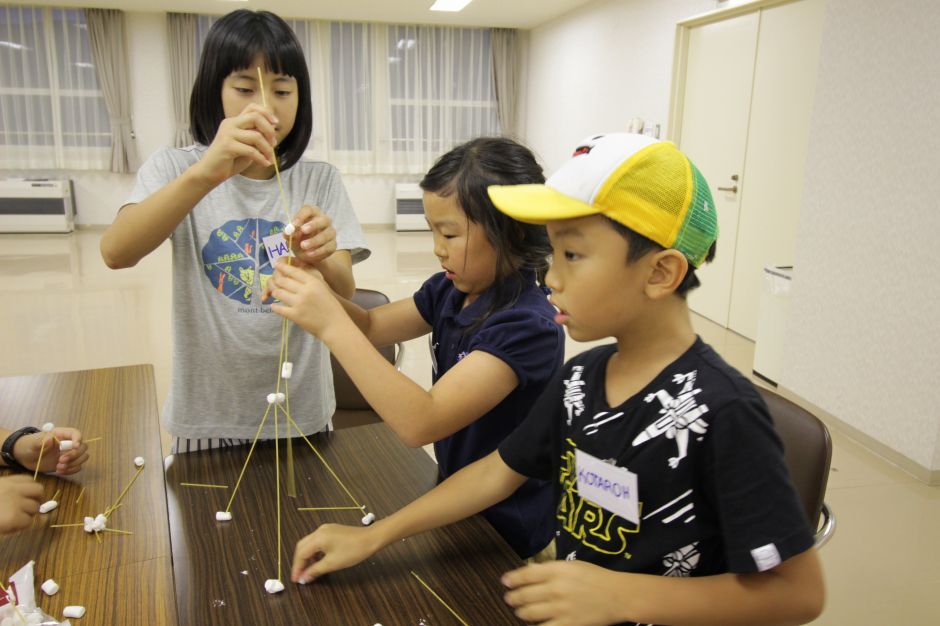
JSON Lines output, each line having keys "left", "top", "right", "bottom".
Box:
{"left": 0, "top": 6, "right": 110, "bottom": 169}
{"left": 188, "top": 17, "right": 500, "bottom": 175}
{"left": 490, "top": 28, "right": 519, "bottom": 139}
{"left": 167, "top": 13, "right": 197, "bottom": 148}
{"left": 86, "top": 8, "right": 139, "bottom": 173}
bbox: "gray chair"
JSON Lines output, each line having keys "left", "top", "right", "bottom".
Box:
{"left": 330, "top": 288, "right": 403, "bottom": 430}
{"left": 758, "top": 387, "right": 836, "bottom": 548}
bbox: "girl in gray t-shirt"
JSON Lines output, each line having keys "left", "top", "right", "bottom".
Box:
{"left": 100, "top": 10, "right": 368, "bottom": 451}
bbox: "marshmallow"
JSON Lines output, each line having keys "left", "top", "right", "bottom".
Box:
{"left": 361, "top": 512, "right": 375, "bottom": 526}
{"left": 276, "top": 392, "right": 286, "bottom": 404}
{"left": 215, "top": 511, "right": 232, "bottom": 522}
{"left": 41, "top": 422, "right": 54, "bottom": 433}
{"left": 83, "top": 516, "right": 95, "bottom": 533}
{"left": 267, "top": 393, "right": 277, "bottom": 405}
{"left": 91, "top": 513, "right": 107, "bottom": 532}
{"left": 284, "top": 223, "right": 296, "bottom": 237}
{"left": 59, "top": 440, "right": 74, "bottom": 451}
{"left": 264, "top": 579, "right": 285, "bottom": 594}
{"left": 281, "top": 362, "right": 293, "bottom": 379}
{"left": 134, "top": 456, "right": 145, "bottom": 468}
{"left": 39, "top": 500, "right": 58, "bottom": 514}
{"left": 41, "top": 579, "right": 59, "bottom": 596}
{"left": 63, "top": 606, "right": 86, "bottom": 619}
{"left": 164, "top": 455, "right": 175, "bottom": 470}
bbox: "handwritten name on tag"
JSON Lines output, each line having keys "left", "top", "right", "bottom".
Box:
{"left": 262, "top": 232, "right": 292, "bottom": 264}
{"left": 575, "top": 448, "right": 639, "bottom": 524}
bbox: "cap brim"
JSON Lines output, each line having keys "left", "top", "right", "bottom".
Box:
{"left": 488, "top": 184, "right": 600, "bottom": 224}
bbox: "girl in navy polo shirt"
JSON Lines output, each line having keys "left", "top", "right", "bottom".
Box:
{"left": 268, "top": 137, "right": 565, "bottom": 558}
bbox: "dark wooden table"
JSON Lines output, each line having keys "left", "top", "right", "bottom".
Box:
{"left": 166, "top": 424, "right": 527, "bottom": 625}
{"left": 0, "top": 365, "right": 177, "bottom": 625}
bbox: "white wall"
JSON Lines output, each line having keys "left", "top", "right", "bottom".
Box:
{"left": 780, "top": 0, "right": 940, "bottom": 472}
{"left": 523, "top": 0, "right": 713, "bottom": 174}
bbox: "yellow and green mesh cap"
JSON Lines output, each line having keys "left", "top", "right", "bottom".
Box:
{"left": 488, "top": 133, "right": 718, "bottom": 267}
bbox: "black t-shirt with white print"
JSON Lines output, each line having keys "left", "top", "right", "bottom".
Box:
{"left": 499, "top": 338, "right": 814, "bottom": 626}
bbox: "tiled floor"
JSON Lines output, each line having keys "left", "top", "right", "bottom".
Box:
{"left": 2, "top": 227, "right": 938, "bottom": 625}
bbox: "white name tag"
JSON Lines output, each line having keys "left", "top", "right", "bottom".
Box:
{"left": 262, "top": 232, "right": 292, "bottom": 264}
{"left": 575, "top": 449, "right": 639, "bottom": 524}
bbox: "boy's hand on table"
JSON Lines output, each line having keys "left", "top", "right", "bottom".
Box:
{"left": 0, "top": 475, "right": 44, "bottom": 534}
{"left": 15, "top": 428, "right": 88, "bottom": 475}
{"left": 502, "top": 560, "right": 629, "bottom": 626}
{"left": 291, "top": 523, "right": 383, "bottom": 584}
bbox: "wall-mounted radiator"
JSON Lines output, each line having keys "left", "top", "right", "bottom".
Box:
{"left": 0, "top": 179, "right": 75, "bottom": 233}
{"left": 394, "top": 183, "right": 428, "bottom": 232}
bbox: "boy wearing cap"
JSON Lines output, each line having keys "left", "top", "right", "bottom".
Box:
{"left": 291, "top": 134, "right": 824, "bottom": 626}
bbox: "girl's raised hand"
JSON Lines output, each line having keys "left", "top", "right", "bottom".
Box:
{"left": 194, "top": 103, "right": 279, "bottom": 186}
{"left": 268, "top": 262, "right": 346, "bottom": 337}
{"left": 284, "top": 205, "right": 337, "bottom": 266}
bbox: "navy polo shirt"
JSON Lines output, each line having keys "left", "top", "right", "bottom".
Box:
{"left": 413, "top": 270, "right": 564, "bottom": 557}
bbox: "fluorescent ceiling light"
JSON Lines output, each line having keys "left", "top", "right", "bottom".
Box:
{"left": 430, "top": 0, "right": 474, "bottom": 12}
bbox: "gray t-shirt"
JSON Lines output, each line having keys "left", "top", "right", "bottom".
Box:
{"left": 127, "top": 145, "right": 370, "bottom": 439}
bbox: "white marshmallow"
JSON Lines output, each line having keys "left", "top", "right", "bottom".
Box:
{"left": 215, "top": 511, "right": 232, "bottom": 522}
{"left": 267, "top": 393, "right": 277, "bottom": 405}
{"left": 39, "top": 500, "right": 58, "bottom": 514}
{"left": 92, "top": 513, "right": 107, "bottom": 532}
{"left": 281, "top": 361, "right": 293, "bottom": 379}
{"left": 41, "top": 579, "right": 59, "bottom": 596}
{"left": 134, "top": 456, "right": 145, "bottom": 468}
{"left": 41, "top": 422, "right": 54, "bottom": 433}
{"left": 83, "top": 516, "right": 95, "bottom": 533}
{"left": 59, "top": 440, "right": 74, "bottom": 451}
{"left": 164, "top": 454, "right": 175, "bottom": 470}
{"left": 63, "top": 606, "right": 86, "bottom": 619}
{"left": 284, "top": 223, "right": 296, "bottom": 237}
{"left": 264, "top": 579, "right": 285, "bottom": 594}
{"left": 361, "top": 512, "right": 376, "bottom": 526}
{"left": 276, "top": 392, "right": 286, "bottom": 404}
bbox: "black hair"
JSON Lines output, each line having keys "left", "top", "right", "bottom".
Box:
{"left": 189, "top": 10, "right": 312, "bottom": 170}
{"left": 420, "top": 137, "right": 551, "bottom": 320}
{"left": 603, "top": 216, "right": 716, "bottom": 297}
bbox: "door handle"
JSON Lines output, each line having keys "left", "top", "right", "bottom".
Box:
{"left": 717, "top": 175, "right": 739, "bottom": 193}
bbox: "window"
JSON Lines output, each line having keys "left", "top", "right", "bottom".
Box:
{"left": 0, "top": 6, "right": 110, "bottom": 169}
{"left": 190, "top": 16, "right": 500, "bottom": 174}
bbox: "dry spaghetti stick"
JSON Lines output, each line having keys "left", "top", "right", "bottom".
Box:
{"left": 410, "top": 571, "right": 470, "bottom": 626}
{"left": 75, "top": 486, "right": 86, "bottom": 504}
{"left": 33, "top": 436, "right": 48, "bottom": 481}
{"left": 51, "top": 488, "right": 61, "bottom": 502}
{"left": 224, "top": 403, "right": 273, "bottom": 512}
{"left": 104, "top": 465, "right": 145, "bottom": 519}
{"left": 179, "top": 482, "right": 229, "bottom": 489}
{"left": 50, "top": 523, "right": 85, "bottom": 528}
{"left": 102, "top": 528, "right": 133, "bottom": 535}
{"left": 85, "top": 437, "right": 103, "bottom": 444}
{"left": 285, "top": 413, "right": 364, "bottom": 509}
{"left": 297, "top": 506, "right": 364, "bottom": 511}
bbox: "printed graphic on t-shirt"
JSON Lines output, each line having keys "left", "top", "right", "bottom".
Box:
{"left": 563, "top": 366, "right": 587, "bottom": 425}
{"left": 202, "top": 218, "right": 286, "bottom": 306}
{"left": 558, "top": 438, "right": 641, "bottom": 558}
{"left": 662, "top": 542, "right": 701, "bottom": 577}
{"left": 633, "top": 371, "right": 710, "bottom": 468}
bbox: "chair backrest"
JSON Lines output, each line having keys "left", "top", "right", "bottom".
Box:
{"left": 331, "top": 288, "right": 395, "bottom": 411}
{"left": 757, "top": 387, "right": 832, "bottom": 528}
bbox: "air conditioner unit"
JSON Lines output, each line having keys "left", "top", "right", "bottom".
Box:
{"left": 0, "top": 179, "right": 75, "bottom": 233}
{"left": 394, "top": 183, "right": 428, "bottom": 232}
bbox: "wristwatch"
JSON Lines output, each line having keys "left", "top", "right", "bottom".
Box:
{"left": 1, "top": 426, "right": 40, "bottom": 472}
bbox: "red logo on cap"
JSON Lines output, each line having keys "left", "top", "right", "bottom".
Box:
{"left": 572, "top": 145, "right": 593, "bottom": 157}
